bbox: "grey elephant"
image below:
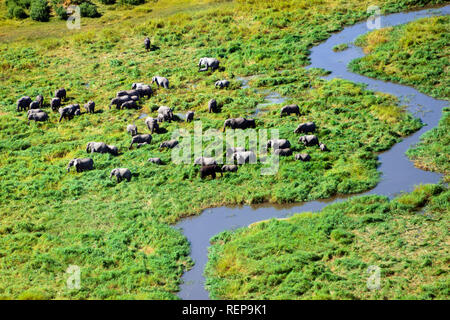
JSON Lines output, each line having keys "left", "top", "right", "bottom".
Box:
{"left": 200, "top": 164, "right": 222, "bottom": 179}
{"left": 157, "top": 114, "right": 165, "bottom": 123}
{"left": 233, "top": 151, "right": 256, "bottom": 164}
{"left": 27, "top": 108, "right": 44, "bottom": 116}
{"left": 55, "top": 88, "right": 67, "bottom": 101}
{"left": 36, "top": 95, "right": 44, "bottom": 108}
{"left": 215, "top": 80, "right": 230, "bottom": 89}
{"left": 129, "top": 134, "right": 152, "bottom": 149}
{"left": 223, "top": 117, "right": 256, "bottom": 131}
{"left": 51, "top": 97, "right": 61, "bottom": 111}
{"left": 274, "top": 148, "right": 292, "bottom": 156}
{"left": 280, "top": 104, "right": 300, "bottom": 117}
{"left": 186, "top": 111, "right": 194, "bottom": 122}
{"left": 295, "top": 153, "right": 311, "bottom": 162}
{"left": 86, "top": 142, "right": 118, "bottom": 156}
{"left": 198, "top": 57, "right": 220, "bottom": 72}
{"left": 28, "top": 111, "right": 48, "bottom": 124}
{"left": 226, "top": 147, "right": 245, "bottom": 157}
{"left": 117, "top": 89, "right": 140, "bottom": 98}
{"left": 110, "top": 168, "right": 131, "bottom": 183}
{"left": 17, "top": 96, "right": 32, "bottom": 111}
{"left": 84, "top": 101, "right": 95, "bottom": 114}
{"left": 59, "top": 104, "right": 80, "bottom": 122}
{"left": 157, "top": 106, "right": 174, "bottom": 122}
{"left": 194, "top": 157, "right": 217, "bottom": 166}
{"left": 121, "top": 100, "right": 139, "bottom": 110}
{"left": 145, "top": 117, "right": 159, "bottom": 133}
{"left": 144, "top": 37, "right": 151, "bottom": 51}
{"left": 319, "top": 143, "right": 329, "bottom": 151}
{"left": 294, "top": 121, "right": 316, "bottom": 134}
{"left": 151, "top": 76, "right": 169, "bottom": 89}
{"left": 127, "top": 124, "right": 138, "bottom": 136}
{"left": 67, "top": 158, "right": 94, "bottom": 172}
{"left": 208, "top": 98, "right": 218, "bottom": 113}
{"left": 110, "top": 96, "right": 131, "bottom": 109}
{"left": 222, "top": 164, "right": 238, "bottom": 172}
{"left": 267, "top": 139, "right": 291, "bottom": 150}
{"left": 29, "top": 101, "right": 40, "bottom": 109}
{"left": 132, "top": 83, "right": 152, "bottom": 98}
{"left": 298, "top": 135, "right": 319, "bottom": 147}
{"left": 148, "top": 157, "right": 163, "bottom": 165}
{"left": 160, "top": 139, "right": 178, "bottom": 149}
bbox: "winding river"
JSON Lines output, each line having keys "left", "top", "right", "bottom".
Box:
{"left": 176, "top": 5, "right": 450, "bottom": 300}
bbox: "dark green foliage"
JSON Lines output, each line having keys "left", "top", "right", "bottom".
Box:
{"left": 99, "top": 0, "right": 116, "bottom": 4}
{"left": 79, "top": 2, "right": 101, "bottom": 18}
{"left": 119, "top": 0, "right": 145, "bottom": 5}
{"left": 7, "top": 5, "right": 28, "bottom": 19}
{"left": 29, "top": 0, "right": 50, "bottom": 22}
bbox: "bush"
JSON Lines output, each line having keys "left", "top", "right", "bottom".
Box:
{"left": 53, "top": 5, "right": 68, "bottom": 20}
{"left": 30, "top": 0, "right": 50, "bottom": 22}
{"left": 99, "top": 0, "right": 115, "bottom": 4}
{"left": 119, "top": 0, "right": 145, "bottom": 5}
{"left": 7, "top": 5, "right": 28, "bottom": 19}
{"left": 79, "top": 1, "right": 101, "bottom": 18}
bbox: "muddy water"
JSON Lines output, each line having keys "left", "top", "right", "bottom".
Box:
{"left": 176, "top": 6, "right": 449, "bottom": 300}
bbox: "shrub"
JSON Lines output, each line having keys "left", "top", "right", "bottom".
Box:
{"left": 53, "top": 5, "right": 68, "bottom": 20}
{"left": 79, "top": 1, "right": 101, "bottom": 18}
{"left": 99, "top": 0, "right": 115, "bottom": 4}
{"left": 7, "top": 5, "right": 28, "bottom": 19}
{"left": 119, "top": 0, "right": 145, "bottom": 5}
{"left": 30, "top": 0, "right": 50, "bottom": 22}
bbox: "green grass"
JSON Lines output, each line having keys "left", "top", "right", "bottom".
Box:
{"left": 205, "top": 184, "right": 450, "bottom": 299}
{"left": 0, "top": 0, "right": 446, "bottom": 299}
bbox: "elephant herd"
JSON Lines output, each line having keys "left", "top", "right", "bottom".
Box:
{"left": 16, "top": 54, "right": 330, "bottom": 182}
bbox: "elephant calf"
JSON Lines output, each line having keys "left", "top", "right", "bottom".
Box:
{"left": 186, "top": 111, "right": 194, "bottom": 122}
{"left": 36, "top": 95, "right": 44, "bottom": 108}
{"left": 208, "top": 98, "right": 218, "bottom": 113}
{"left": 226, "top": 147, "right": 245, "bottom": 157}
{"left": 160, "top": 139, "right": 179, "bottom": 149}
{"left": 121, "top": 100, "right": 138, "bottom": 110}
{"left": 319, "top": 143, "right": 329, "bottom": 151}
{"left": 148, "top": 158, "right": 163, "bottom": 165}
{"left": 200, "top": 164, "right": 222, "bottom": 179}
{"left": 29, "top": 100, "right": 40, "bottom": 110}
{"left": 17, "top": 96, "right": 32, "bottom": 111}
{"left": 194, "top": 157, "right": 217, "bottom": 166}
{"left": 51, "top": 97, "right": 61, "bottom": 111}
{"left": 144, "top": 37, "right": 150, "bottom": 51}
{"left": 215, "top": 80, "right": 229, "bottom": 89}
{"left": 127, "top": 124, "right": 138, "bottom": 136}
{"left": 110, "top": 168, "right": 131, "bottom": 183}
{"left": 280, "top": 104, "right": 300, "bottom": 117}
{"left": 294, "top": 121, "right": 316, "bottom": 134}
{"left": 84, "top": 101, "right": 95, "bottom": 114}
{"left": 130, "top": 134, "right": 152, "bottom": 149}
{"left": 67, "top": 158, "right": 94, "bottom": 172}
{"left": 233, "top": 151, "right": 256, "bottom": 164}
{"left": 299, "top": 135, "right": 319, "bottom": 147}
{"left": 86, "top": 142, "right": 118, "bottom": 156}
{"left": 222, "top": 165, "right": 238, "bottom": 172}
{"left": 28, "top": 111, "right": 48, "bottom": 123}
{"left": 145, "top": 117, "right": 159, "bottom": 133}
{"left": 274, "top": 148, "right": 292, "bottom": 156}
{"left": 295, "top": 153, "right": 311, "bottom": 162}
{"left": 152, "top": 76, "right": 169, "bottom": 89}
{"left": 55, "top": 88, "right": 67, "bottom": 101}
{"left": 267, "top": 139, "right": 291, "bottom": 150}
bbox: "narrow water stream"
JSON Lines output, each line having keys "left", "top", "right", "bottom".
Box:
{"left": 176, "top": 5, "right": 450, "bottom": 300}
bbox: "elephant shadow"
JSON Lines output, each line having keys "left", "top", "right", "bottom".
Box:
{"left": 156, "top": 127, "right": 168, "bottom": 134}
{"left": 150, "top": 44, "right": 160, "bottom": 51}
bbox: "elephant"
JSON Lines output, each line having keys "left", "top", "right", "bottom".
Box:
{"left": 27, "top": 108, "right": 44, "bottom": 116}
{"left": 319, "top": 143, "right": 329, "bottom": 151}
{"left": 215, "top": 80, "right": 230, "bottom": 89}
{"left": 29, "top": 101, "right": 41, "bottom": 109}
{"left": 132, "top": 83, "right": 152, "bottom": 98}
{"left": 160, "top": 139, "right": 178, "bottom": 149}
{"left": 295, "top": 153, "right": 311, "bottom": 162}
{"left": 151, "top": 76, "right": 169, "bottom": 89}
{"left": 55, "top": 88, "right": 66, "bottom": 101}
{"left": 208, "top": 98, "right": 218, "bottom": 113}
{"left": 121, "top": 100, "right": 138, "bottom": 110}
{"left": 51, "top": 97, "right": 61, "bottom": 111}
{"left": 157, "top": 114, "right": 165, "bottom": 123}
{"left": 294, "top": 121, "right": 316, "bottom": 134}
{"left": 298, "top": 135, "right": 319, "bottom": 147}
{"left": 232, "top": 151, "right": 256, "bottom": 164}
{"left": 84, "top": 101, "right": 95, "bottom": 114}
{"left": 117, "top": 89, "right": 140, "bottom": 98}
{"left": 59, "top": 104, "right": 80, "bottom": 122}
{"left": 198, "top": 57, "right": 220, "bottom": 72}
{"left": 110, "top": 168, "right": 131, "bottom": 183}
{"left": 200, "top": 164, "right": 222, "bottom": 179}
{"left": 127, "top": 124, "right": 138, "bottom": 136}
{"left": 110, "top": 96, "right": 132, "bottom": 109}
{"left": 28, "top": 111, "right": 48, "bottom": 123}
{"left": 186, "top": 111, "right": 194, "bottom": 122}
{"left": 86, "top": 142, "right": 118, "bottom": 156}
{"left": 148, "top": 157, "right": 163, "bottom": 165}
{"left": 144, "top": 37, "right": 150, "bottom": 51}
{"left": 17, "top": 96, "right": 32, "bottom": 111}
{"left": 222, "top": 164, "right": 238, "bottom": 172}
{"left": 129, "top": 134, "right": 152, "bottom": 149}
{"left": 145, "top": 117, "right": 159, "bottom": 134}
{"left": 226, "top": 147, "right": 245, "bottom": 157}
{"left": 267, "top": 139, "right": 291, "bottom": 150}
{"left": 280, "top": 104, "right": 300, "bottom": 117}
{"left": 274, "top": 148, "right": 292, "bottom": 156}
{"left": 67, "top": 158, "right": 94, "bottom": 172}
{"left": 194, "top": 157, "right": 217, "bottom": 166}
{"left": 36, "top": 95, "right": 44, "bottom": 108}
{"left": 130, "top": 95, "right": 140, "bottom": 101}
{"left": 157, "top": 106, "right": 174, "bottom": 122}
{"left": 223, "top": 117, "right": 256, "bottom": 131}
